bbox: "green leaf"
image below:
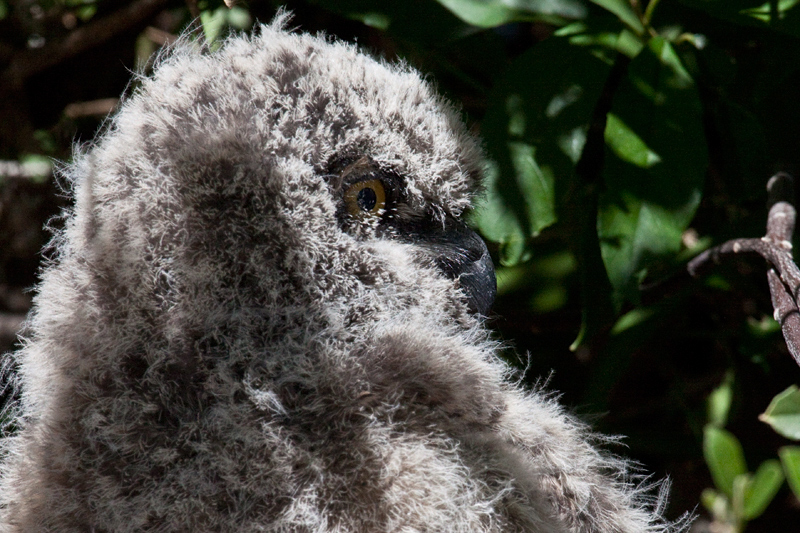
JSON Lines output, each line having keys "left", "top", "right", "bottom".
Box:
{"left": 760, "top": 385, "right": 800, "bottom": 440}
{"left": 604, "top": 113, "right": 661, "bottom": 168}
{"left": 75, "top": 4, "right": 97, "bottom": 21}
{"left": 557, "top": 21, "right": 645, "bottom": 59}
{"left": 135, "top": 33, "right": 158, "bottom": 72}
{"left": 731, "top": 473, "right": 750, "bottom": 519}
{"left": 589, "top": 0, "right": 645, "bottom": 34}
{"left": 609, "top": 307, "right": 656, "bottom": 335}
{"left": 677, "top": 0, "right": 800, "bottom": 38}
{"left": 435, "top": 0, "right": 586, "bottom": 27}
{"left": 308, "top": 0, "right": 467, "bottom": 45}
{"left": 599, "top": 199, "right": 687, "bottom": 303}
{"left": 475, "top": 38, "right": 611, "bottom": 266}
{"left": 494, "top": 252, "right": 576, "bottom": 312}
{"left": 352, "top": 12, "right": 391, "bottom": 30}
{"left": 747, "top": 315, "right": 781, "bottom": 337}
{"left": 779, "top": 446, "right": 800, "bottom": 500}
{"left": 201, "top": 8, "right": 227, "bottom": 47}
{"left": 742, "top": 459, "right": 784, "bottom": 520}
{"left": 227, "top": 6, "right": 253, "bottom": 30}
{"left": 436, "top": 0, "right": 520, "bottom": 27}
{"left": 700, "top": 487, "right": 721, "bottom": 513}
{"left": 598, "top": 37, "right": 706, "bottom": 305}
{"left": 472, "top": 160, "right": 529, "bottom": 265}
{"left": 495, "top": 251, "right": 576, "bottom": 294}
{"left": 32, "top": 130, "right": 57, "bottom": 155}
{"left": 511, "top": 142, "right": 556, "bottom": 232}
{"left": 704, "top": 425, "right": 748, "bottom": 497}
{"left": 19, "top": 154, "right": 52, "bottom": 183}
{"left": 741, "top": 0, "right": 800, "bottom": 23}
{"left": 707, "top": 370, "right": 734, "bottom": 428}
{"left": 701, "top": 488, "right": 732, "bottom": 523}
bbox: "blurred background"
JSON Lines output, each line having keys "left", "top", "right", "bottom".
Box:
{"left": 2, "top": 0, "right": 800, "bottom": 530}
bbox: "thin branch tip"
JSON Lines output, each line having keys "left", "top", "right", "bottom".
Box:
{"left": 688, "top": 171, "right": 800, "bottom": 368}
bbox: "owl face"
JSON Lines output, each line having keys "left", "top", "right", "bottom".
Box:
{"left": 76, "top": 24, "right": 494, "bottom": 333}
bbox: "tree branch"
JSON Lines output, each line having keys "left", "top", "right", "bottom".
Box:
{"left": 2, "top": 0, "right": 170, "bottom": 85}
{"left": 575, "top": 54, "right": 631, "bottom": 187}
{"left": 688, "top": 172, "right": 800, "bottom": 366}
{"left": 0, "top": 313, "right": 25, "bottom": 343}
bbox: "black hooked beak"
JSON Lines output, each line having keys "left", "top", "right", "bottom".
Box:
{"left": 405, "top": 218, "right": 496, "bottom": 317}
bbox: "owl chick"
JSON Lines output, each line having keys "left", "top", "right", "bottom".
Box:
{"left": 0, "top": 14, "right": 687, "bottom": 533}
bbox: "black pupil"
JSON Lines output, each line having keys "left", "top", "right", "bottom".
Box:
{"left": 357, "top": 187, "right": 378, "bottom": 211}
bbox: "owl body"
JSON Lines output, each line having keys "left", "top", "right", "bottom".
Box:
{"left": 0, "top": 16, "right": 682, "bottom": 532}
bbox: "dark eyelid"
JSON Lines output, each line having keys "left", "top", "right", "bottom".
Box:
{"left": 332, "top": 164, "right": 403, "bottom": 204}
{"left": 354, "top": 172, "right": 400, "bottom": 196}
{"left": 325, "top": 156, "right": 403, "bottom": 191}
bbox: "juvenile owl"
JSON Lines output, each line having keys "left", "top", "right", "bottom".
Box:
{"left": 0, "top": 14, "right": 685, "bottom": 532}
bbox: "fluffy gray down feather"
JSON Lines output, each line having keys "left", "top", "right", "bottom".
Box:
{"left": 0, "top": 15, "right": 689, "bottom": 532}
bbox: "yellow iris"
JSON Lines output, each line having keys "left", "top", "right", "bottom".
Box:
{"left": 344, "top": 179, "right": 386, "bottom": 219}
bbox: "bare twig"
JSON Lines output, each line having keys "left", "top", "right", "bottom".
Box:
{"left": 144, "top": 26, "right": 177, "bottom": 47}
{"left": 688, "top": 237, "right": 800, "bottom": 297}
{"left": 767, "top": 269, "right": 800, "bottom": 364}
{"left": 64, "top": 98, "right": 119, "bottom": 119}
{"left": 568, "top": 53, "right": 631, "bottom": 352}
{"left": 0, "top": 0, "right": 169, "bottom": 153}
{"left": 688, "top": 172, "right": 800, "bottom": 366}
{"left": 0, "top": 314, "right": 25, "bottom": 342}
{"left": 765, "top": 173, "right": 800, "bottom": 366}
{"left": 2, "top": 0, "right": 170, "bottom": 86}
{"left": 0, "top": 160, "right": 52, "bottom": 180}
{"left": 575, "top": 55, "right": 631, "bottom": 187}
{"left": 185, "top": 0, "right": 201, "bottom": 20}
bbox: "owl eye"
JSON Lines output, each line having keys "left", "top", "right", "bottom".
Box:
{"left": 344, "top": 179, "right": 386, "bottom": 219}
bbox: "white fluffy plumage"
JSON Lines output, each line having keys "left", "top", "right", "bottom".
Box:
{"left": 0, "top": 15, "right": 688, "bottom": 532}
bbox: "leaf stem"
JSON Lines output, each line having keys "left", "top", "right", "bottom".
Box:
{"left": 643, "top": 0, "right": 662, "bottom": 26}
